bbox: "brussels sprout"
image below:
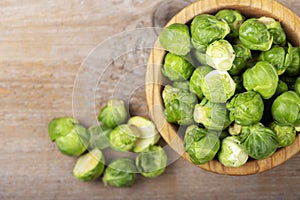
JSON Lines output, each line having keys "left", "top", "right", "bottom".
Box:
{"left": 128, "top": 116, "right": 160, "bottom": 153}
{"left": 159, "top": 23, "right": 192, "bottom": 56}
{"left": 206, "top": 40, "right": 235, "bottom": 71}
{"left": 107, "top": 124, "right": 140, "bottom": 152}
{"left": 271, "top": 91, "right": 300, "bottom": 126}
{"left": 162, "top": 53, "right": 195, "bottom": 82}
{"left": 136, "top": 145, "right": 167, "bottom": 178}
{"left": 275, "top": 80, "right": 288, "bottom": 97}
{"left": 98, "top": 99, "right": 127, "bottom": 129}
{"left": 103, "top": 158, "right": 136, "bottom": 187}
{"left": 227, "top": 91, "right": 264, "bottom": 126}
{"left": 228, "top": 44, "right": 252, "bottom": 76}
{"left": 48, "top": 117, "right": 79, "bottom": 142}
{"left": 243, "top": 61, "right": 278, "bottom": 99}
{"left": 295, "top": 77, "right": 300, "bottom": 95}
{"left": 73, "top": 149, "right": 105, "bottom": 181}
{"left": 270, "top": 122, "right": 296, "bottom": 147}
{"left": 200, "top": 70, "right": 236, "bottom": 103}
{"left": 258, "top": 16, "right": 286, "bottom": 46}
{"left": 191, "top": 14, "right": 230, "bottom": 50}
{"left": 189, "top": 66, "right": 213, "bottom": 99}
{"left": 240, "top": 123, "right": 278, "bottom": 160}
{"left": 232, "top": 75, "right": 245, "bottom": 93}
{"left": 215, "top": 9, "right": 245, "bottom": 38}
{"left": 162, "top": 85, "right": 197, "bottom": 125}
{"left": 184, "top": 125, "right": 220, "bottom": 164}
{"left": 239, "top": 18, "right": 273, "bottom": 51}
{"left": 228, "top": 123, "right": 242, "bottom": 136}
{"left": 286, "top": 47, "right": 300, "bottom": 76}
{"left": 88, "top": 125, "right": 111, "bottom": 150}
{"left": 55, "top": 125, "right": 89, "bottom": 156}
{"left": 218, "top": 136, "right": 248, "bottom": 167}
{"left": 194, "top": 98, "right": 232, "bottom": 130}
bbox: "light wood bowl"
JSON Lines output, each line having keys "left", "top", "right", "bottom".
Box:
{"left": 145, "top": 0, "right": 300, "bottom": 175}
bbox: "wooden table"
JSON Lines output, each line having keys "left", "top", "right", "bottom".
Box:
{"left": 1, "top": 0, "right": 300, "bottom": 199}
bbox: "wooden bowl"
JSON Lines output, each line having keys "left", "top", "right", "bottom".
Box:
{"left": 145, "top": 0, "right": 300, "bottom": 175}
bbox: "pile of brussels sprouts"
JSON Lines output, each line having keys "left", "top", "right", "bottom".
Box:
{"left": 48, "top": 99, "right": 167, "bottom": 187}
{"left": 159, "top": 9, "right": 300, "bottom": 167}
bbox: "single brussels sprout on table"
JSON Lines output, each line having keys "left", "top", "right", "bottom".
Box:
{"left": 162, "top": 53, "right": 194, "bottom": 82}
{"left": 270, "top": 122, "right": 296, "bottom": 148}
{"left": 275, "top": 80, "right": 289, "bottom": 97}
{"left": 239, "top": 18, "right": 273, "bottom": 51}
{"left": 227, "top": 91, "right": 264, "bottom": 126}
{"left": 243, "top": 61, "right": 278, "bottom": 99}
{"left": 286, "top": 47, "right": 300, "bottom": 76}
{"left": 103, "top": 158, "right": 136, "bottom": 187}
{"left": 194, "top": 98, "right": 232, "bottom": 131}
{"left": 295, "top": 77, "right": 300, "bottom": 95}
{"left": 159, "top": 23, "right": 192, "bottom": 56}
{"left": 98, "top": 99, "right": 128, "bottom": 129}
{"left": 162, "top": 85, "right": 197, "bottom": 125}
{"left": 206, "top": 39, "right": 235, "bottom": 71}
{"left": 73, "top": 148, "right": 105, "bottom": 181}
{"left": 228, "top": 44, "right": 252, "bottom": 76}
{"left": 189, "top": 66, "right": 213, "bottom": 99}
{"left": 218, "top": 136, "right": 248, "bottom": 167}
{"left": 136, "top": 145, "right": 167, "bottom": 178}
{"left": 215, "top": 9, "right": 245, "bottom": 38}
{"left": 88, "top": 125, "right": 111, "bottom": 150}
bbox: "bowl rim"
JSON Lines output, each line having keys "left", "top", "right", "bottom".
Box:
{"left": 145, "top": 0, "right": 300, "bottom": 175}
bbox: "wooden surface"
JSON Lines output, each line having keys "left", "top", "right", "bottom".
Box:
{"left": 146, "top": 0, "right": 300, "bottom": 175}
{"left": 1, "top": 0, "right": 300, "bottom": 199}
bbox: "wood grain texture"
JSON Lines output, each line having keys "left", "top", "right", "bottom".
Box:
{"left": 0, "top": 0, "right": 300, "bottom": 199}
{"left": 146, "top": 0, "right": 300, "bottom": 175}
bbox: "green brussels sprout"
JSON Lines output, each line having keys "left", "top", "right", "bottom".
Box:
{"left": 162, "top": 53, "right": 194, "bottom": 81}
{"left": 206, "top": 40, "right": 235, "bottom": 71}
{"left": 88, "top": 125, "right": 111, "bottom": 150}
{"left": 73, "top": 149, "right": 105, "bottom": 181}
{"left": 232, "top": 75, "right": 245, "bottom": 93}
{"left": 189, "top": 66, "right": 213, "bottom": 99}
{"left": 275, "top": 80, "right": 288, "bottom": 97}
{"left": 107, "top": 124, "right": 140, "bottom": 152}
{"left": 218, "top": 136, "right": 248, "bottom": 167}
{"left": 215, "top": 9, "right": 245, "bottom": 38}
{"left": 48, "top": 117, "right": 79, "bottom": 142}
{"left": 128, "top": 116, "right": 160, "bottom": 153}
{"left": 227, "top": 91, "right": 264, "bottom": 126}
{"left": 240, "top": 123, "right": 278, "bottom": 160}
{"left": 286, "top": 47, "right": 300, "bottom": 76}
{"left": 55, "top": 124, "right": 89, "bottom": 156}
{"left": 243, "top": 61, "right": 278, "bottom": 99}
{"left": 103, "top": 158, "right": 136, "bottom": 187}
{"left": 200, "top": 70, "right": 236, "bottom": 103}
{"left": 172, "top": 81, "right": 190, "bottom": 91}
{"left": 98, "top": 99, "right": 127, "bottom": 129}
{"left": 184, "top": 125, "right": 220, "bottom": 164}
{"left": 271, "top": 91, "right": 300, "bottom": 126}
{"left": 228, "top": 44, "right": 252, "bottom": 76}
{"left": 159, "top": 23, "right": 192, "bottom": 56}
{"left": 136, "top": 145, "right": 167, "bottom": 178}
{"left": 228, "top": 123, "right": 242, "bottom": 136}
{"left": 239, "top": 18, "right": 273, "bottom": 51}
{"left": 194, "top": 98, "right": 232, "bottom": 130}
{"left": 191, "top": 14, "right": 230, "bottom": 50}
{"left": 270, "top": 122, "right": 296, "bottom": 147}
{"left": 295, "top": 77, "right": 300, "bottom": 95}
{"left": 258, "top": 16, "right": 286, "bottom": 46}
{"left": 162, "top": 85, "right": 197, "bottom": 125}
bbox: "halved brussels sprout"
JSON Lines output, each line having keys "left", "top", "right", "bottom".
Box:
{"left": 162, "top": 53, "right": 194, "bottom": 81}
{"left": 189, "top": 66, "right": 213, "bottom": 99}
{"left": 227, "top": 91, "right": 264, "bottom": 126}
{"left": 107, "top": 124, "right": 140, "bottom": 152}
{"left": 239, "top": 18, "right": 273, "bottom": 51}
{"left": 103, "top": 158, "right": 136, "bottom": 187}
{"left": 48, "top": 117, "right": 79, "bottom": 142}
{"left": 295, "top": 77, "right": 300, "bottom": 95}
{"left": 159, "top": 23, "right": 192, "bottom": 56}
{"left": 286, "top": 47, "right": 300, "bottom": 76}
{"left": 162, "top": 85, "right": 197, "bottom": 125}
{"left": 73, "top": 149, "right": 105, "bottom": 181}
{"left": 215, "top": 9, "right": 245, "bottom": 38}
{"left": 243, "top": 61, "right": 278, "bottom": 99}
{"left": 218, "top": 136, "right": 248, "bottom": 167}
{"left": 275, "top": 80, "right": 288, "bottom": 97}
{"left": 136, "top": 145, "right": 167, "bottom": 178}
{"left": 191, "top": 14, "right": 230, "bottom": 50}
{"left": 240, "top": 123, "right": 278, "bottom": 160}
{"left": 194, "top": 98, "right": 232, "bottom": 130}
{"left": 200, "top": 70, "right": 236, "bottom": 103}
{"left": 88, "top": 125, "right": 112, "bottom": 150}
{"left": 206, "top": 40, "right": 235, "bottom": 71}
{"left": 270, "top": 122, "right": 296, "bottom": 148}
{"left": 98, "top": 99, "right": 127, "bottom": 129}
{"left": 271, "top": 91, "right": 300, "bottom": 126}
{"left": 128, "top": 116, "right": 160, "bottom": 153}
{"left": 228, "top": 44, "right": 252, "bottom": 76}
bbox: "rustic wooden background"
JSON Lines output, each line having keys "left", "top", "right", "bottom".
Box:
{"left": 1, "top": 0, "right": 300, "bottom": 199}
